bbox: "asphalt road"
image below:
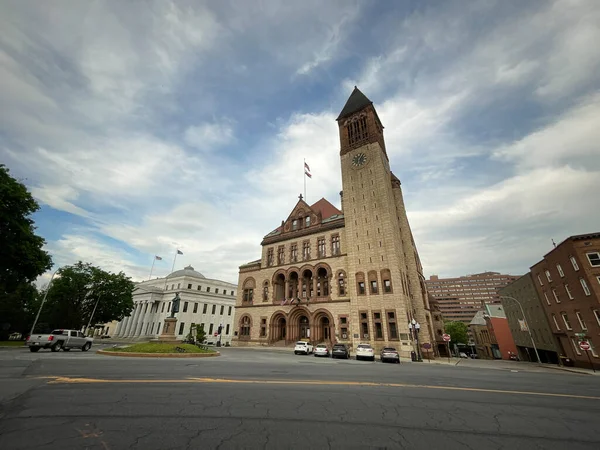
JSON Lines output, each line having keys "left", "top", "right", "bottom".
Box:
{"left": 1, "top": 345, "right": 599, "bottom": 449}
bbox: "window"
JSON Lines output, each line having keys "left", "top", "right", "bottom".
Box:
{"left": 360, "top": 311, "right": 369, "bottom": 338}
{"left": 177, "top": 283, "right": 180, "bottom": 289}
{"left": 183, "top": 301, "right": 188, "bottom": 313}
{"left": 387, "top": 311, "right": 398, "bottom": 340}
{"left": 207, "top": 287, "right": 211, "bottom": 293}
{"left": 202, "top": 304, "right": 207, "bottom": 314}
{"left": 587, "top": 252, "right": 600, "bottom": 267}
{"left": 267, "top": 248, "right": 274, "bottom": 266}
{"left": 570, "top": 256, "right": 579, "bottom": 271}
{"left": 580, "top": 278, "right": 591, "bottom": 296}
{"left": 381, "top": 269, "right": 392, "bottom": 294}
{"left": 347, "top": 115, "right": 368, "bottom": 146}
{"left": 331, "top": 235, "right": 340, "bottom": 255}
{"left": 594, "top": 310, "right": 600, "bottom": 327}
{"left": 358, "top": 281, "right": 365, "bottom": 295}
{"left": 561, "top": 313, "right": 572, "bottom": 330}
{"left": 590, "top": 339, "right": 599, "bottom": 358}
{"left": 193, "top": 303, "right": 198, "bottom": 313}
{"left": 167, "top": 302, "right": 171, "bottom": 312}
{"left": 305, "top": 216, "right": 311, "bottom": 227}
{"left": 565, "top": 284, "right": 574, "bottom": 300}
{"left": 576, "top": 312, "right": 587, "bottom": 330}
{"left": 161, "top": 303, "right": 165, "bottom": 313}
{"left": 263, "top": 281, "right": 269, "bottom": 302}
{"left": 220, "top": 305, "right": 224, "bottom": 315}
{"left": 318, "top": 238, "right": 326, "bottom": 258}
{"left": 187, "top": 284, "right": 192, "bottom": 289}
{"left": 571, "top": 338, "right": 582, "bottom": 356}
{"left": 290, "top": 244, "right": 298, "bottom": 262}
{"left": 243, "top": 288, "right": 254, "bottom": 303}
{"left": 260, "top": 318, "right": 267, "bottom": 337}
{"left": 552, "top": 313, "right": 560, "bottom": 331}
{"left": 228, "top": 306, "right": 232, "bottom": 316}
{"left": 197, "top": 285, "right": 202, "bottom": 291}
{"left": 277, "top": 246, "right": 285, "bottom": 265}
{"left": 370, "top": 280, "right": 378, "bottom": 294}
{"left": 552, "top": 288, "right": 560, "bottom": 303}
{"left": 239, "top": 316, "right": 250, "bottom": 337}
{"left": 292, "top": 219, "right": 298, "bottom": 230}
{"left": 212, "top": 304, "right": 216, "bottom": 314}
{"left": 543, "top": 292, "right": 550, "bottom": 305}
{"left": 209, "top": 323, "right": 213, "bottom": 335}
{"left": 545, "top": 270, "right": 552, "bottom": 282}
{"left": 171, "top": 284, "right": 174, "bottom": 290}
{"left": 215, "top": 288, "right": 219, "bottom": 294}
{"left": 338, "top": 272, "right": 345, "bottom": 296}
{"left": 537, "top": 275, "right": 544, "bottom": 286}
{"left": 302, "top": 241, "right": 311, "bottom": 260}
{"left": 178, "top": 322, "right": 185, "bottom": 335}
{"left": 557, "top": 264, "right": 564, "bottom": 277}
{"left": 225, "top": 324, "right": 230, "bottom": 335}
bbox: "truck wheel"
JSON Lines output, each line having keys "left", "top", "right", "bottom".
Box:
{"left": 82, "top": 343, "right": 91, "bottom": 352}
{"left": 51, "top": 342, "right": 63, "bottom": 352}
{"left": 29, "top": 347, "right": 40, "bottom": 353}
{"left": 63, "top": 348, "right": 70, "bottom": 352}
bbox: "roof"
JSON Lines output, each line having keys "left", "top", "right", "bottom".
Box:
{"left": 470, "top": 310, "right": 488, "bottom": 326}
{"left": 336, "top": 86, "right": 373, "bottom": 121}
{"left": 484, "top": 304, "right": 506, "bottom": 318}
{"left": 166, "top": 265, "right": 206, "bottom": 279}
{"left": 310, "top": 198, "right": 342, "bottom": 220}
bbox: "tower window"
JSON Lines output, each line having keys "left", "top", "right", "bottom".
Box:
{"left": 347, "top": 115, "right": 368, "bottom": 146}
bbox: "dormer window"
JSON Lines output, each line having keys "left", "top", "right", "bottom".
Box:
{"left": 292, "top": 219, "right": 298, "bottom": 230}
{"left": 305, "top": 216, "right": 311, "bottom": 227}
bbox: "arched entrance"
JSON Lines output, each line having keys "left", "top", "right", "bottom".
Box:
{"left": 269, "top": 312, "right": 287, "bottom": 343}
{"left": 288, "top": 307, "right": 311, "bottom": 342}
{"left": 299, "top": 316, "right": 310, "bottom": 339}
{"left": 313, "top": 309, "right": 334, "bottom": 344}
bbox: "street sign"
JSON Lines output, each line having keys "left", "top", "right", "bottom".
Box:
{"left": 442, "top": 333, "right": 451, "bottom": 342}
{"left": 213, "top": 332, "right": 218, "bottom": 337}
{"left": 579, "top": 341, "right": 591, "bottom": 351}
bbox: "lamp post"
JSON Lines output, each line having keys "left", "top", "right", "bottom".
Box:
{"left": 501, "top": 295, "right": 541, "bottom": 364}
{"left": 29, "top": 268, "right": 59, "bottom": 337}
{"left": 409, "top": 319, "right": 422, "bottom": 362}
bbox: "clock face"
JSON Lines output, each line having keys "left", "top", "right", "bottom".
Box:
{"left": 352, "top": 152, "right": 367, "bottom": 168}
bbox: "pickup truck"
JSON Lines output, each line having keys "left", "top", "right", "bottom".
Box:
{"left": 26, "top": 329, "right": 93, "bottom": 352}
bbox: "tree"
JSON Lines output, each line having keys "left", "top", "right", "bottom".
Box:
{"left": 444, "top": 321, "right": 469, "bottom": 345}
{"left": 0, "top": 164, "right": 52, "bottom": 339}
{"left": 39, "top": 262, "right": 134, "bottom": 331}
{"left": 196, "top": 323, "right": 206, "bottom": 344}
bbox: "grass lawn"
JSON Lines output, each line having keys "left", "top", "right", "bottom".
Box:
{"left": 0, "top": 341, "right": 27, "bottom": 347}
{"left": 103, "top": 343, "right": 215, "bottom": 354}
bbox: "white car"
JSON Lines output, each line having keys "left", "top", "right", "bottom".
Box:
{"left": 294, "top": 341, "right": 313, "bottom": 355}
{"left": 313, "top": 344, "right": 330, "bottom": 357}
{"left": 356, "top": 343, "right": 375, "bottom": 361}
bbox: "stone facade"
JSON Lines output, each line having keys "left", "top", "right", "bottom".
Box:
{"left": 232, "top": 88, "right": 434, "bottom": 357}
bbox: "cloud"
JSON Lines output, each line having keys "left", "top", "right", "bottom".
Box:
{"left": 184, "top": 122, "right": 235, "bottom": 151}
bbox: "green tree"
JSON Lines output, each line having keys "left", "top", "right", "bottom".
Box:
{"left": 195, "top": 323, "right": 206, "bottom": 344}
{"left": 40, "top": 262, "right": 134, "bottom": 331}
{"left": 0, "top": 165, "right": 52, "bottom": 339}
{"left": 444, "top": 321, "right": 469, "bottom": 345}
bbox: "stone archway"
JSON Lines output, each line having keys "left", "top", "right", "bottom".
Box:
{"left": 299, "top": 315, "right": 310, "bottom": 339}
{"left": 269, "top": 312, "right": 287, "bottom": 343}
{"left": 288, "top": 307, "right": 311, "bottom": 342}
{"left": 312, "top": 309, "right": 334, "bottom": 344}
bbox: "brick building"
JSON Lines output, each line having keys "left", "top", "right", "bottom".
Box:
{"left": 470, "top": 304, "right": 517, "bottom": 360}
{"left": 499, "top": 273, "right": 560, "bottom": 364}
{"left": 530, "top": 233, "right": 600, "bottom": 369}
{"left": 232, "top": 87, "right": 434, "bottom": 357}
{"left": 426, "top": 272, "right": 519, "bottom": 324}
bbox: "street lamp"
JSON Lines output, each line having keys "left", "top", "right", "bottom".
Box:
{"left": 29, "top": 268, "right": 59, "bottom": 337}
{"left": 409, "top": 319, "right": 422, "bottom": 362}
{"left": 500, "top": 295, "right": 541, "bottom": 364}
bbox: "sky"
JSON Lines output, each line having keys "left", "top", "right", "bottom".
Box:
{"left": 1, "top": 0, "right": 599, "bottom": 286}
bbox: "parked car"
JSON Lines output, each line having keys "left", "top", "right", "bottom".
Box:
{"left": 356, "top": 343, "right": 375, "bottom": 361}
{"left": 313, "top": 344, "right": 330, "bottom": 357}
{"left": 459, "top": 352, "right": 469, "bottom": 358}
{"left": 380, "top": 347, "right": 400, "bottom": 363}
{"left": 26, "top": 329, "right": 93, "bottom": 352}
{"left": 332, "top": 343, "right": 350, "bottom": 359}
{"left": 294, "top": 341, "right": 313, "bottom": 355}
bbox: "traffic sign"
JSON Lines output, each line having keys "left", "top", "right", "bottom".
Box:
{"left": 442, "top": 333, "right": 451, "bottom": 342}
{"left": 214, "top": 332, "right": 218, "bottom": 337}
{"left": 579, "top": 341, "right": 591, "bottom": 351}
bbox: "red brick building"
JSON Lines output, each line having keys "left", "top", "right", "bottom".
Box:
{"left": 530, "top": 233, "right": 600, "bottom": 369}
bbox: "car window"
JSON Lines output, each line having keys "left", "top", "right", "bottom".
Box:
{"left": 51, "top": 330, "right": 64, "bottom": 335}
{"left": 357, "top": 344, "right": 371, "bottom": 348}
{"left": 383, "top": 347, "right": 396, "bottom": 351}
{"left": 296, "top": 342, "right": 306, "bottom": 346}
{"left": 78, "top": 332, "right": 85, "bottom": 338}
{"left": 316, "top": 344, "right": 326, "bottom": 348}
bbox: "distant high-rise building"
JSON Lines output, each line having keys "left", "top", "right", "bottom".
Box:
{"left": 425, "top": 272, "right": 520, "bottom": 324}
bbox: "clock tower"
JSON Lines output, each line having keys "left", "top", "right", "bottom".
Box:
{"left": 337, "top": 87, "right": 433, "bottom": 352}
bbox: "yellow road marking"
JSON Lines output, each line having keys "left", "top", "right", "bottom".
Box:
{"left": 38, "top": 376, "right": 600, "bottom": 400}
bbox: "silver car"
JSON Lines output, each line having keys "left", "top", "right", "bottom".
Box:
{"left": 313, "top": 344, "right": 330, "bottom": 357}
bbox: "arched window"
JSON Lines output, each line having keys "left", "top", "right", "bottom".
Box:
{"left": 380, "top": 269, "right": 392, "bottom": 294}
{"left": 242, "top": 278, "right": 255, "bottom": 304}
{"left": 356, "top": 272, "right": 365, "bottom": 295}
{"left": 337, "top": 271, "right": 346, "bottom": 296}
{"left": 262, "top": 280, "right": 269, "bottom": 302}
{"left": 239, "top": 316, "right": 251, "bottom": 338}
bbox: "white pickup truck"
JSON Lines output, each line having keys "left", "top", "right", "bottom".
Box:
{"left": 26, "top": 329, "right": 93, "bottom": 352}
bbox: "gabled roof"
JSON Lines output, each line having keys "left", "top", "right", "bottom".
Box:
{"left": 336, "top": 86, "right": 373, "bottom": 121}
{"left": 310, "top": 198, "right": 342, "bottom": 221}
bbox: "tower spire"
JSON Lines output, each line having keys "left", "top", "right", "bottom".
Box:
{"left": 337, "top": 86, "right": 373, "bottom": 121}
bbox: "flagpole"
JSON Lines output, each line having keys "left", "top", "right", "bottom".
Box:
{"left": 171, "top": 251, "right": 178, "bottom": 274}
{"left": 303, "top": 158, "right": 306, "bottom": 201}
{"left": 148, "top": 257, "right": 156, "bottom": 280}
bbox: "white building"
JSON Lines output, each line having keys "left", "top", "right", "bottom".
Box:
{"left": 114, "top": 265, "right": 237, "bottom": 344}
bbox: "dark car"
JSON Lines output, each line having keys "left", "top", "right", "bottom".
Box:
{"left": 332, "top": 343, "right": 350, "bottom": 359}
{"left": 380, "top": 347, "right": 400, "bottom": 363}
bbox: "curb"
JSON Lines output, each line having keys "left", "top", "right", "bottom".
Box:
{"left": 96, "top": 349, "right": 220, "bottom": 358}
{"left": 538, "top": 364, "right": 596, "bottom": 376}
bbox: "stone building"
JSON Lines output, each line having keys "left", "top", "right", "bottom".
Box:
{"left": 530, "top": 233, "right": 600, "bottom": 369}
{"left": 113, "top": 265, "right": 237, "bottom": 344}
{"left": 232, "top": 87, "right": 434, "bottom": 357}
{"left": 499, "top": 273, "right": 559, "bottom": 364}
